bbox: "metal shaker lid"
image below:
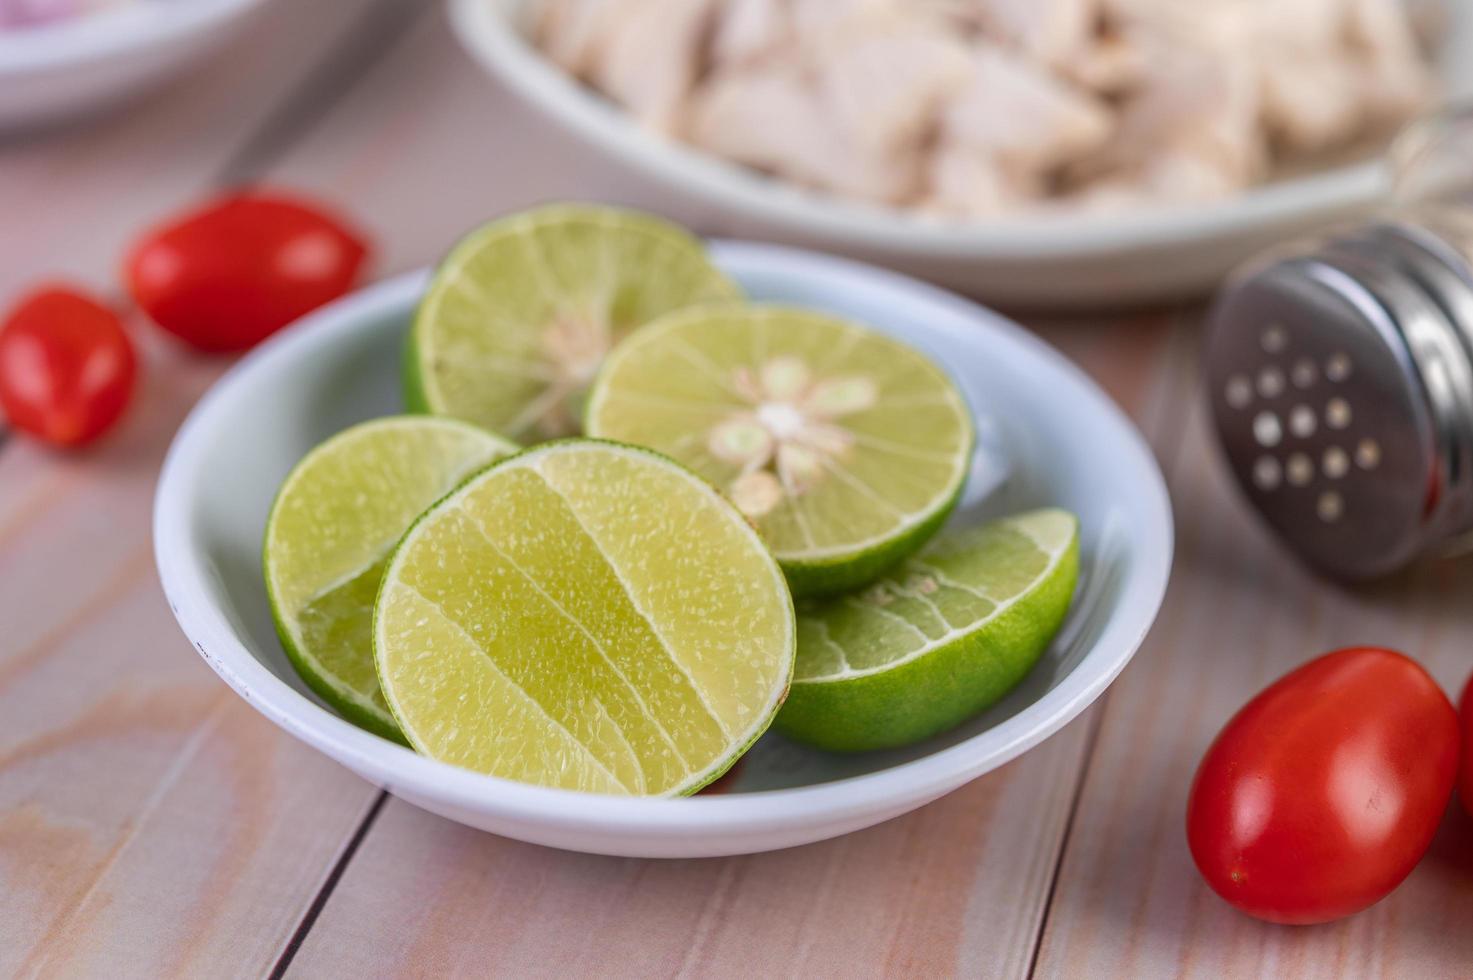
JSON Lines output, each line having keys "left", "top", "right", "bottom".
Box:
{"left": 1205, "top": 245, "right": 1452, "bottom": 579}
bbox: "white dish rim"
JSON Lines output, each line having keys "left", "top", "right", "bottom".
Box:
{"left": 0, "top": 0, "right": 264, "bottom": 72}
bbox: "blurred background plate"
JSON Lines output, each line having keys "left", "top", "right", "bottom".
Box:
{"left": 0, "top": 0, "right": 269, "bottom": 133}
{"left": 449, "top": 0, "right": 1473, "bottom": 309}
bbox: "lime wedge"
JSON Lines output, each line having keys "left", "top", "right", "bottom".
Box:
{"left": 406, "top": 204, "right": 739, "bottom": 442}
{"left": 264, "top": 417, "right": 517, "bottom": 741}
{"left": 373, "top": 440, "right": 795, "bottom": 795}
{"left": 775, "top": 509, "right": 1079, "bottom": 752}
{"left": 585, "top": 304, "right": 974, "bottom": 596}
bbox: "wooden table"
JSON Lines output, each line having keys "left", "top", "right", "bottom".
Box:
{"left": 4, "top": 4, "right": 1473, "bottom": 977}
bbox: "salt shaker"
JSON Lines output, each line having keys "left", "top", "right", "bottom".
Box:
{"left": 1205, "top": 106, "right": 1473, "bottom": 579}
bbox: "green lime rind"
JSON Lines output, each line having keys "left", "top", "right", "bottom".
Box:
{"left": 270, "top": 555, "right": 407, "bottom": 744}
{"left": 402, "top": 321, "right": 430, "bottom": 415}
{"left": 263, "top": 416, "right": 518, "bottom": 744}
{"left": 404, "top": 203, "right": 739, "bottom": 442}
{"left": 779, "top": 456, "right": 970, "bottom": 598}
{"left": 774, "top": 509, "right": 1079, "bottom": 752}
{"left": 373, "top": 438, "right": 795, "bottom": 797}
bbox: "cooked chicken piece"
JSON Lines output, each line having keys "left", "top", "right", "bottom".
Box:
{"left": 1111, "top": 0, "right": 1430, "bottom": 156}
{"left": 1138, "top": 152, "right": 1244, "bottom": 202}
{"left": 1054, "top": 180, "right": 1143, "bottom": 214}
{"left": 710, "top": 0, "right": 790, "bottom": 68}
{"left": 533, "top": 0, "right": 1436, "bottom": 220}
{"left": 687, "top": 65, "right": 893, "bottom": 201}
{"left": 1061, "top": 152, "right": 1242, "bottom": 212}
{"left": 965, "top": 0, "right": 1098, "bottom": 68}
{"left": 1064, "top": 31, "right": 1149, "bottom": 94}
{"left": 789, "top": 0, "right": 901, "bottom": 41}
{"left": 1235, "top": 0, "right": 1370, "bottom": 153}
{"left": 940, "top": 47, "right": 1111, "bottom": 179}
{"left": 712, "top": 1, "right": 948, "bottom": 80}
{"left": 923, "top": 47, "right": 1112, "bottom": 215}
{"left": 1259, "top": 58, "right": 1365, "bottom": 154}
{"left": 1227, "top": 0, "right": 1341, "bottom": 44}
{"left": 688, "top": 21, "right": 970, "bottom": 204}
{"left": 592, "top": 0, "right": 720, "bottom": 133}
{"left": 922, "top": 144, "right": 1028, "bottom": 217}
{"left": 1346, "top": 0, "right": 1435, "bottom": 123}
{"left": 1077, "top": 33, "right": 1263, "bottom": 188}
{"left": 530, "top": 0, "right": 627, "bottom": 78}
{"left": 1245, "top": 0, "right": 1430, "bottom": 153}
{"left": 813, "top": 22, "right": 971, "bottom": 164}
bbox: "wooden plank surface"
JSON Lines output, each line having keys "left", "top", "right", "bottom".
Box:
{"left": 4, "top": 4, "right": 1471, "bottom": 977}
{"left": 1031, "top": 354, "right": 1473, "bottom": 980}
{"left": 0, "top": 2, "right": 410, "bottom": 975}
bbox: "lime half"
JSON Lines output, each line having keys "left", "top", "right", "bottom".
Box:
{"left": 406, "top": 204, "right": 738, "bottom": 442}
{"left": 264, "top": 417, "right": 517, "bottom": 741}
{"left": 373, "top": 440, "right": 795, "bottom": 796}
{"left": 775, "top": 509, "right": 1079, "bottom": 752}
{"left": 585, "top": 304, "right": 974, "bottom": 596}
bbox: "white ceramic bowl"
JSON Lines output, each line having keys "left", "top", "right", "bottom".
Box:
{"left": 0, "top": 0, "right": 268, "bottom": 132}
{"left": 448, "top": 0, "right": 1473, "bottom": 308}
{"left": 154, "top": 243, "right": 1173, "bottom": 857}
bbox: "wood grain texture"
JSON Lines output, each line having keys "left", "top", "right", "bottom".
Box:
{"left": 254, "top": 5, "right": 605, "bottom": 278}
{"left": 0, "top": 0, "right": 386, "bottom": 300}
{"left": 0, "top": 2, "right": 405, "bottom": 975}
{"left": 1032, "top": 327, "right": 1473, "bottom": 980}
{"left": 15, "top": 3, "right": 1469, "bottom": 974}
{"left": 287, "top": 738, "right": 1087, "bottom": 980}
{"left": 0, "top": 341, "right": 383, "bottom": 978}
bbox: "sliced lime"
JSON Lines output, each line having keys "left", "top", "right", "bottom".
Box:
{"left": 775, "top": 509, "right": 1079, "bottom": 751}
{"left": 406, "top": 204, "right": 739, "bottom": 442}
{"left": 585, "top": 304, "right": 974, "bottom": 596}
{"left": 263, "top": 417, "right": 517, "bottom": 741}
{"left": 374, "top": 440, "right": 795, "bottom": 795}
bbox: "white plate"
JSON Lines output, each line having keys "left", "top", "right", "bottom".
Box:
{"left": 448, "top": 0, "right": 1473, "bottom": 308}
{"left": 153, "top": 242, "right": 1172, "bottom": 857}
{"left": 0, "top": 0, "right": 268, "bottom": 132}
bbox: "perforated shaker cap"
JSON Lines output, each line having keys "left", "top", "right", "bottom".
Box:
{"left": 1205, "top": 242, "right": 1466, "bottom": 579}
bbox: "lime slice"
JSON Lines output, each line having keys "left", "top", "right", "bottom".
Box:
{"left": 406, "top": 204, "right": 739, "bottom": 442}
{"left": 585, "top": 304, "right": 975, "bottom": 596}
{"left": 774, "top": 509, "right": 1079, "bottom": 752}
{"left": 374, "top": 440, "right": 795, "bottom": 795}
{"left": 264, "top": 417, "right": 517, "bottom": 741}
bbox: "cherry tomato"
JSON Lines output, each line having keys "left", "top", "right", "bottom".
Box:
{"left": 1187, "top": 647, "right": 1457, "bottom": 925}
{"left": 124, "top": 190, "right": 370, "bottom": 353}
{"left": 1459, "top": 672, "right": 1473, "bottom": 815}
{"left": 0, "top": 285, "right": 137, "bottom": 447}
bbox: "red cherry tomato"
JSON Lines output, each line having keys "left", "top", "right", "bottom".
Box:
{"left": 1459, "top": 672, "right": 1473, "bottom": 815}
{"left": 124, "top": 190, "right": 370, "bottom": 353}
{"left": 0, "top": 285, "right": 137, "bottom": 447}
{"left": 1187, "top": 647, "right": 1457, "bottom": 925}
